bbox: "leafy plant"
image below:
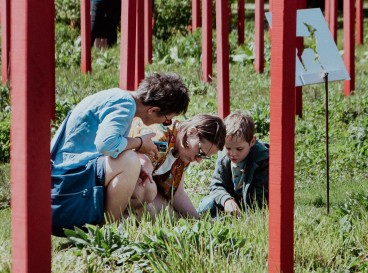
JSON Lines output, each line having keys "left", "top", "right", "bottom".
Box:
{"left": 153, "top": 0, "right": 191, "bottom": 41}
{"left": 55, "top": 0, "right": 80, "bottom": 27}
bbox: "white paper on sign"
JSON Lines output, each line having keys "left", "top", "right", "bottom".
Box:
{"left": 265, "top": 8, "right": 350, "bottom": 86}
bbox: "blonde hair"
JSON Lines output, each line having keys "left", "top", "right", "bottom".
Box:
{"left": 224, "top": 111, "right": 255, "bottom": 143}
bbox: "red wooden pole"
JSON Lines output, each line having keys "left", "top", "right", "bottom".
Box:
{"left": 325, "top": 0, "right": 330, "bottom": 24}
{"left": 216, "top": 0, "right": 230, "bottom": 119}
{"left": 1, "top": 0, "right": 10, "bottom": 84}
{"left": 144, "top": 0, "right": 153, "bottom": 64}
{"left": 120, "top": 0, "right": 137, "bottom": 91}
{"left": 356, "top": 0, "right": 363, "bottom": 45}
{"left": 343, "top": 0, "right": 355, "bottom": 95}
{"left": 238, "top": 0, "right": 245, "bottom": 44}
{"left": 330, "top": 0, "right": 338, "bottom": 42}
{"left": 268, "top": 0, "right": 296, "bottom": 272}
{"left": 202, "top": 0, "right": 213, "bottom": 82}
{"left": 11, "top": 0, "right": 54, "bottom": 271}
{"left": 255, "top": 0, "right": 264, "bottom": 73}
{"left": 192, "top": 0, "right": 201, "bottom": 31}
{"left": 81, "top": 0, "right": 91, "bottom": 73}
{"left": 296, "top": 0, "right": 306, "bottom": 118}
{"left": 135, "top": 0, "right": 145, "bottom": 90}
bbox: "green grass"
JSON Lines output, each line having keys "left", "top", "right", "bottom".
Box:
{"left": 1, "top": 15, "right": 368, "bottom": 273}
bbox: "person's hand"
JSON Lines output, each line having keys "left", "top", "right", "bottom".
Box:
{"left": 138, "top": 133, "right": 158, "bottom": 158}
{"left": 138, "top": 164, "right": 154, "bottom": 187}
{"left": 224, "top": 199, "right": 241, "bottom": 217}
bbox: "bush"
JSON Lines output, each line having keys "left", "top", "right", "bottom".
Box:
{"left": 55, "top": 0, "right": 80, "bottom": 27}
{"left": 153, "top": 0, "right": 191, "bottom": 41}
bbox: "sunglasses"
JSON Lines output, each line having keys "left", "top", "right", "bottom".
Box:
{"left": 162, "top": 114, "right": 173, "bottom": 126}
{"left": 195, "top": 141, "right": 212, "bottom": 160}
{"left": 195, "top": 122, "right": 220, "bottom": 160}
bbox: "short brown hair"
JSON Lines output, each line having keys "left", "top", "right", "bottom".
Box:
{"left": 224, "top": 111, "right": 255, "bottom": 143}
{"left": 136, "top": 72, "right": 190, "bottom": 116}
{"left": 178, "top": 114, "right": 226, "bottom": 150}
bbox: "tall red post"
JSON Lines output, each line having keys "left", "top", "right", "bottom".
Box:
{"left": 268, "top": 0, "right": 297, "bottom": 273}
{"left": 144, "top": 0, "right": 153, "bottom": 64}
{"left": 216, "top": 0, "right": 230, "bottom": 119}
{"left": 1, "top": 0, "right": 10, "bottom": 84}
{"left": 202, "top": 0, "right": 213, "bottom": 82}
{"left": 255, "top": 0, "right": 264, "bottom": 73}
{"left": 192, "top": 0, "right": 201, "bottom": 31}
{"left": 120, "top": 0, "right": 137, "bottom": 91}
{"left": 330, "top": 0, "right": 338, "bottom": 42}
{"left": 343, "top": 0, "right": 355, "bottom": 95}
{"left": 356, "top": 0, "right": 363, "bottom": 45}
{"left": 238, "top": 0, "right": 245, "bottom": 44}
{"left": 81, "top": 0, "right": 91, "bottom": 73}
{"left": 296, "top": 0, "right": 306, "bottom": 118}
{"left": 135, "top": 0, "right": 145, "bottom": 89}
{"left": 325, "top": 0, "right": 330, "bottom": 24}
{"left": 11, "top": 0, "right": 54, "bottom": 271}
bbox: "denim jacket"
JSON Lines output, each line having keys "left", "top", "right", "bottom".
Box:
{"left": 209, "top": 140, "right": 269, "bottom": 209}
{"left": 51, "top": 88, "right": 136, "bottom": 174}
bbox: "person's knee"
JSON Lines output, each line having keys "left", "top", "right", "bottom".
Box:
{"left": 105, "top": 150, "right": 141, "bottom": 185}
{"left": 116, "top": 150, "right": 140, "bottom": 172}
{"left": 143, "top": 182, "right": 157, "bottom": 203}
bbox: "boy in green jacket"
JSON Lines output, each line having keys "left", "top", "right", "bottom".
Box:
{"left": 198, "top": 111, "right": 269, "bottom": 217}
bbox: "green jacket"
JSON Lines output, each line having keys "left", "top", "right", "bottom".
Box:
{"left": 209, "top": 140, "right": 269, "bottom": 209}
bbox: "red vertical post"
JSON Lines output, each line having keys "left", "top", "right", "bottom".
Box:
{"left": 238, "top": 0, "right": 245, "bottom": 44}
{"left": 343, "top": 0, "right": 355, "bottom": 95}
{"left": 120, "top": 0, "right": 137, "bottom": 91}
{"left": 255, "top": 0, "right": 264, "bottom": 73}
{"left": 1, "top": 0, "right": 10, "bottom": 84}
{"left": 325, "top": 0, "right": 330, "bottom": 24}
{"left": 356, "top": 0, "right": 363, "bottom": 45}
{"left": 81, "top": 0, "right": 91, "bottom": 73}
{"left": 144, "top": 0, "right": 153, "bottom": 64}
{"left": 296, "top": 0, "right": 306, "bottom": 118}
{"left": 135, "top": 0, "right": 145, "bottom": 90}
{"left": 192, "top": 0, "right": 201, "bottom": 31}
{"left": 216, "top": 0, "right": 230, "bottom": 119}
{"left": 268, "top": 0, "right": 296, "bottom": 272}
{"left": 11, "top": 0, "right": 54, "bottom": 271}
{"left": 202, "top": 0, "right": 213, "bottom": 82}
{"left": 330, "top": 0, "right": 338, "bottom": 42}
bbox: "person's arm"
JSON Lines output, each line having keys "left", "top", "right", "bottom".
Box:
{"left": 94, "top": 101, "right": 158, "bottom": 157}
{"left": 209, "top": 153, "right": 234, "bottom": 207}
{"left": 172, "top": 175, "right": 200, "bottom": 219}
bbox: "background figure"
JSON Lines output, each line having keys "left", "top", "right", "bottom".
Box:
{"left": 90, "top": 0, "right": 121, "bottom": 49}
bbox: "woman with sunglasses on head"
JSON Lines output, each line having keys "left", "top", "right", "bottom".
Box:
{"left": 129, "top": 114, "right": 226, "bottom": 219}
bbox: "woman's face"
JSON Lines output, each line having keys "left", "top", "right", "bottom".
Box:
{"left": 175, "top": 127, "right": 219, "bottom": 164}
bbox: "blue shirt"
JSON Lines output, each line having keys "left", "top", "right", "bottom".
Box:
{"left": 51, "top": 88, "right": 136, "bottom": 174}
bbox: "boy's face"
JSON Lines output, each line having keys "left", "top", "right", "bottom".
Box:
{"left": 225, "top": 135, "right": 256, "bottom": 163}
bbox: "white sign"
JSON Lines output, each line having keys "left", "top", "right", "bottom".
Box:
{"left": 265, "top": 8, "right": 350, "bottom": 86}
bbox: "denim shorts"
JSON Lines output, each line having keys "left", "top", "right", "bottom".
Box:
{"left": 51, "top": 156, "right": 106, "bottom": 237}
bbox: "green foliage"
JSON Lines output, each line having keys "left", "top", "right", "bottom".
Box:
{"left": 0, "top": 85, "right": 10, "bottom": 163}
{"left": 64, "top": 219, "right": 249, "bottom": 272}
{"left": 336, "top": 191, "right": 368, "bottom": 219}
{"left": 55, "top": 24, "right": 81, "bottom": 68}
{"left": 0, "top": 165, "right": 10, "bottom": 209}
{"left": 153, "top": 0, "right": 191, "bottom": 41}
{"left": 55, "top": 0, "right": 80, "bottom": 27}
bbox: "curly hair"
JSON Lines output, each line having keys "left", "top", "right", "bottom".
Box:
{"left": 136, "top": 73, "right": 190, "bottom": 116}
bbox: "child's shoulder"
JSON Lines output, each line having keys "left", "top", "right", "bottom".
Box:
{"left": 251, "top": 140, "right": 269, "bottom": 161}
